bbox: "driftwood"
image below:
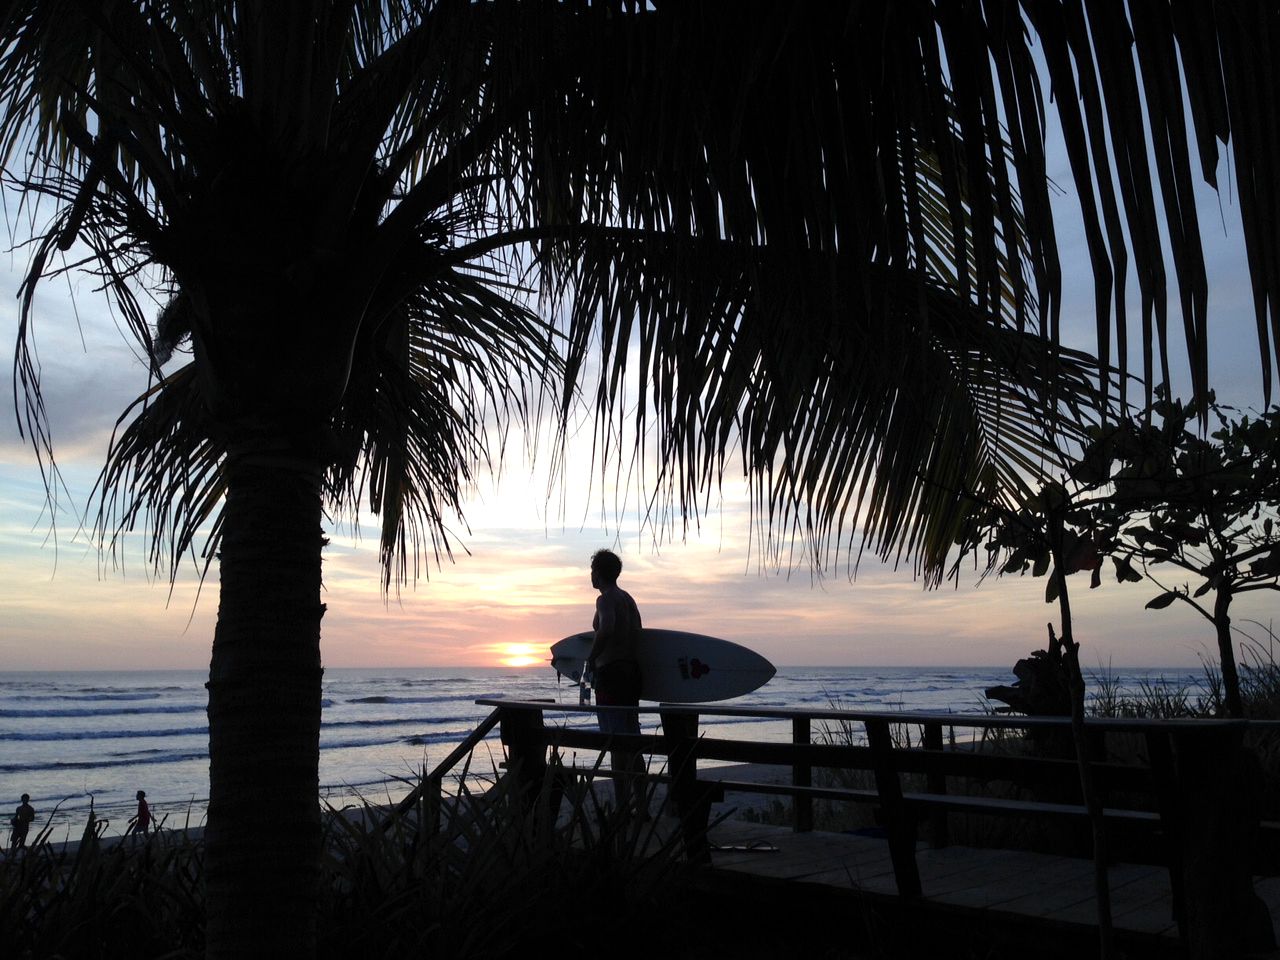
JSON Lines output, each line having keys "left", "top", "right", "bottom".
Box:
{"left": 985, "top": 631, "right": 1075, "bottom": 759}
{"left": 984, "top": 634, "right": 1072, "bottom": 719}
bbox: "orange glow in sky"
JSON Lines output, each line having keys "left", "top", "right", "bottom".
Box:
{"left": 497, "top": 643, "right": 545, "bottom": 668}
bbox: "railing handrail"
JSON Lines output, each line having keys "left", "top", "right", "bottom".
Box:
{"left": 381, "top": 706, "right": 504, "bottom": 829}
{"left": 427, "top": 707, "right": 504, "bottom": 783}
{"left": 472, "top": 695, "right": 1267, "bottom": 951}
{"left": 475, "top": 697, "right": 1268, "bottom": 732}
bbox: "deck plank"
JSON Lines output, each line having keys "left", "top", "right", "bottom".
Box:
{"left": 693, "top": 819, "right": 1273, "bottom": 947}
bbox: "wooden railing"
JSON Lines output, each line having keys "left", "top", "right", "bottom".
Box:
{"left": 458, "top": 699, "right": 1280, "bottom": 956}
{"left": 382, "top": 707, "right": 503, "bottom": 833}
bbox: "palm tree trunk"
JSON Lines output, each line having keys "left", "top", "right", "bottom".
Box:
{"left": 205, "top": 449, "right": 325, "bottom": 959}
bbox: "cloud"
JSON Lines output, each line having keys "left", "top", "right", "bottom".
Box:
{"left": 0, "top": 258, "right": 165, "bottom": 463}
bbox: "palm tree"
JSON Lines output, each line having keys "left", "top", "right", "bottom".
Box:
{"left": 2, "top": 3, "right": 1277, "bottom": 957}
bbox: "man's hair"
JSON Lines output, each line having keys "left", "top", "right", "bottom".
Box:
{"left": 590, "top": 549, "right": 623, "bottom": 583}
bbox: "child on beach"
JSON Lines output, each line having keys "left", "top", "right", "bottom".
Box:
{"left": 10, "top": 793, "right": 35, "bottom": 849}
{"left": 127, "top": 790, "right": 152, "bottom": 837}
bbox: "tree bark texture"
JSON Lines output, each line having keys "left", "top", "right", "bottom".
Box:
{"left": 205, "top": 453, "right": 325, "bottom": 959}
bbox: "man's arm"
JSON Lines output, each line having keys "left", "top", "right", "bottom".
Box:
{"left": 587, "top": 593, "right": 615, "bottom": 664}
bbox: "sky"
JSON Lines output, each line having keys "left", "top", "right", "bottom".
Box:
{"left": 1, "top": 82, "right": 1278, "bottom": 673}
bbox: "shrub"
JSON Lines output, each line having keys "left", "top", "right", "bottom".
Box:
{"left": 1, "top": 758, "right": 713, "bottom": 960}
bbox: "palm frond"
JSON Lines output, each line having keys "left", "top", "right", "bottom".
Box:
{"left": 556, "top": 226, "right": 1102, "bottom": 579}
{"left": 331, "top": 255, "right": 559, "bottom": 590}
{"left": 94, "top": 365, "right": 226, "bottom": 580}
{"left": 7, "top": 1, "right": 1280, "bottom": 589}
{"left": 487, "top": 1, "right": 1279, "bottom": 407}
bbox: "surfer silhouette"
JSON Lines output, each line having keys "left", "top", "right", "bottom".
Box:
{"left": 587, "top": 549, "right": 647, "bottom": 816}
{"left": 10, "top": 793, "right": 35, "bottom": 849}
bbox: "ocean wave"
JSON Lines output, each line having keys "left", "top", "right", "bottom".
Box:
{"left": 326, "top": 712, "right": 483, "bottom": 730}
{"left": 0, "top": 726, "right": 208, "bottom": 742}
{"left": 399, "top": 729, "right": 491, "bottom": 747}
{"left": 776, "top": 673, "right": 858, "bottom": 682}
{"left": 318, "top": 773, "right": 475, "bottom": 794}
{"left": 326, "top": 676, "right": 472, "bottom": 691}
{"left": 75, "top": 686, "right": 186, "bottom": 693}
{"left": 0, "top": 666, "right": 1033, "bottom": 808}
{"left": 8, "top": 692, "right": 164, "bottom": 702}
{"left": 0, "top": 704, "right": 202, "bottom": 719}
{"left": 319, "top": 777, "right": 402, "bottom": 794}
{"left": 345, "top": 694, "right": 463, "bottom": 705}
{"left": 0, "top": 714, "right": 488, "bottom": 739}
{"left": 0, "top": 751, "right": 209, "bottom": 774}
{"left": 693, "top": 715, "right": 768, "bottom": 730}
{"left": 0, "top": 726, "right": 492, "bottom": 775}
{"left": 321, "top": 733, "right": 465, "bottom": 752}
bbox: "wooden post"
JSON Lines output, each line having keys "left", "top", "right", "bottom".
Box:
{"left": 793, "top": 716, "right": 813, "bottom": 833}
{"left": 498, "top": 704, "right": 547, "bottom": 809}
{"left": 1159, "top": 723, "right": 1274, "bottom": 959}
{"left": 661, "top": 708, "right": 717, "bottom": 863}
{"left": 1144, "top": 729, "right": 1187, "bottom": 941}
{"left": 922, "top": 721, "right": 949, "bottom": 849}
{"left": 426, "top": 772, "right": 442, "bottom": 836}
{"left": 866, "top": 719, "right": 921, "bottom": 898}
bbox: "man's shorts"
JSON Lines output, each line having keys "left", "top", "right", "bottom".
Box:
{"left": 595, "top": 660, "right": 642, "bottom": 736}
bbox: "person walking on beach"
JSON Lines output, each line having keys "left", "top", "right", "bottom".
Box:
{"left": 127, "top": 790, "right": 152, "bottom": 837}
{"left": 587, "top": 549, "right": 647, "bottom": 817}
{"left": 10, "top": 793, "right": 35, "bottom": 849}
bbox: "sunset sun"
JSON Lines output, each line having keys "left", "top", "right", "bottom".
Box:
{"left": 497, "top": 643, "right": 544, "bottom": 668}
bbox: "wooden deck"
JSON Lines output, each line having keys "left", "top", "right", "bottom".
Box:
{"left": 689, "top": 817, "right": 1280, "bottom": 957}
{"left": 452, "top": 700, "right": 1280, "bottom": 957}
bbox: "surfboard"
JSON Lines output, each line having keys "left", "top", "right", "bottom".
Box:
{"left": 549, "top": 629, "right": 776, "bottom": 703}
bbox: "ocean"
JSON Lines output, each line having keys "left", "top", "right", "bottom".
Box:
{"left": 0, "top": 664, "right": 1206, "bottom": 839}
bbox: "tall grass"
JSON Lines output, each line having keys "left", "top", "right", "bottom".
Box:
{"left": 1086, "top": 625, "right": 1280, "bottom": 722}
{"left": 1, "top": 755, "right": 707, "bottom": 960}
{"left": 317, "top": 754, "right": 691, "bottom": 959}
{"left": 1238, "top": 631, "right": 1280, "bottom": 719}
{"left": 1085, "top": 669, "right": 1219, "bottom": 719}
{"left": 0, "top": 802, "right": 205, "bottom": 959}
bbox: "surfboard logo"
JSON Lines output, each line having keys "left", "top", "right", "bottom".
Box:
{"left": 677, "top": 657, "right": 711, "bottom": 680}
